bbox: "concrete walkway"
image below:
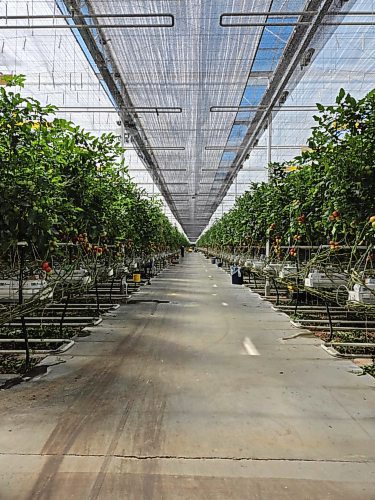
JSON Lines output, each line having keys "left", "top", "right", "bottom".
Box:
{"left": 0, "top": 253, "right": 374, "bottom": 499}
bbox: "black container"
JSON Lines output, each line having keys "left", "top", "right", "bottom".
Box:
{"left": 211, "top": 257, "right": 217, "bottom": 264}
{"left": 231, "top": 266, "right": 243, "bottom": 285}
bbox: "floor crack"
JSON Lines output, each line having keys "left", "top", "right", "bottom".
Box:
{"left": 0, "top": 452, "right": 373, "bottom": 464}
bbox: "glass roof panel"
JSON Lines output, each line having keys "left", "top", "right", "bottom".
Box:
{"left": 240, "top": 84, "right": 268, "bottom": 106}
{"left": 227, "top": 125, "right": 248, "bottom": 145}
{"left": 220, "top": 151, "right": 237, "bottom": 162}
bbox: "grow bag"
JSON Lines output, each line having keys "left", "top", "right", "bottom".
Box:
{"left": 231, "top": 266, "right": 243, "bottom": 285}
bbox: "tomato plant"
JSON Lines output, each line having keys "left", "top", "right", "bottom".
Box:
{"left": 198, "top": 88, "right": 375, "bottom": 252}
{"left": 0, "top": 77, "right": 188, "bottom": 258}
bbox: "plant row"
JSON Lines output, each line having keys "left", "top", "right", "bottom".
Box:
{"left": 0, "top": 76, "right": 188, "bottom": 260}
{"left": 198, "top": 89, "right": 375, "bottom": 256}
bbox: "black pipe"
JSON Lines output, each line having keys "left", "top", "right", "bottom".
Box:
{"left": 326, "top": 301, "right": 334, "bottom": 342}
{"left": 60, "top": 293, "right": 70, "bottom": 336}
{"left": 272, "top": 277, "right": 280, "bottom": 306}
{"left": 109, "top": 275, "right": 116, "bottom": 302}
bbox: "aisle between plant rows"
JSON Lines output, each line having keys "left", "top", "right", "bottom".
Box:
{"left": 0, "top": 253, "right": 374, "bottom": 499}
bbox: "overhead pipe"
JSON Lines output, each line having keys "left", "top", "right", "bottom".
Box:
{"left": 0, "top": 13, "right": 174, "bottom": 29}
{"left": 205, "top": 145, "right": 308, "bottom": 151}
{"left": 210, "top": 105, "right": 335, "bottom": 112}
{"left": 55, "top": 106, "right": 182, "bottom": 113}
{"left": 0, "top": 13, "right": 173, "bottom": 20}
{"left": 220, "top": 20, "right": 375, "bottom": 27}
{"left": 220, "top": 11, "right": 375, "bottom": 27}
{"left": 220, "top": 11, "right": 374, "bottom": 17}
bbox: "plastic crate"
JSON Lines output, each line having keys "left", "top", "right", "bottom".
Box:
{"left": 304, "top": 270, "right": 347, "bottom": 289}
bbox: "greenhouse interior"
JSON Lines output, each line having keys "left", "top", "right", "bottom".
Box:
{"left": 0, "top": 1, "right": 374, "bottom": 498}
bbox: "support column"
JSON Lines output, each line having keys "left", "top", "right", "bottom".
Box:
{"left": 120, "top": 120, "right": 125, "bottom": 166}
{"left": 265, "top": 115, "right": 272, "bottom": 297}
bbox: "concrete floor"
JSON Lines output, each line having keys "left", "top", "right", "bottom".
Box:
{"left": 0, "top": 253, "right": 374, "bottom": 499}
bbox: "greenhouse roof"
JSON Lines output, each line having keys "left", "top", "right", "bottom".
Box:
{"left": 0, "top": 0, "right": 374, "bottom": 240}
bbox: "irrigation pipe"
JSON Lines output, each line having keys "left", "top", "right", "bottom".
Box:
{"left": 0, "top": 338, "right": 74, "bottom": 354}
{"left": 322, "top": 342, "right": 375, "bottom": 359}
